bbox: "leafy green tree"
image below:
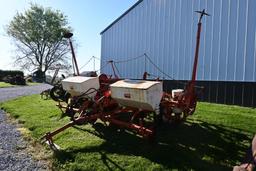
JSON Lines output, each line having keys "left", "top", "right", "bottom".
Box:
{"left": 6, "top": 4, "right": 72, "bottom": 80}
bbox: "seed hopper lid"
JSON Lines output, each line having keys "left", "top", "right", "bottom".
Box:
{"left": 62, "top": 76, "right": 97, "bottom": 83}
{"left": 110, "top": 79, "right": 161, "bottom": 90}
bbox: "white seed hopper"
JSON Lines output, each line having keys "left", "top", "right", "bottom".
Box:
{"left": 62, "top": 76, "right": 99, "bottom": 97}
{"left": 110, "top": 79, "right": 163, "bottom": 111}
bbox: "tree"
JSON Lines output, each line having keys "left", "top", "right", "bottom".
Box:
{"left": 6, "top": 4, "right": 72, "bottom": 80}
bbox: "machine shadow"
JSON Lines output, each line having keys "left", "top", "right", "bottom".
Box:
{"left": 54, "top": 119, "right": 251, "bottom": 170}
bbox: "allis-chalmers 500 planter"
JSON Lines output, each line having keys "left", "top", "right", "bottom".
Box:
{"left": 41, "top": 10, "right": 209, "bottom": 148}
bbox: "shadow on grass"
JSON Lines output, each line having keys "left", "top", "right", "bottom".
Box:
{"left": 53, "top": 120, "right": 251, "bottom": 170}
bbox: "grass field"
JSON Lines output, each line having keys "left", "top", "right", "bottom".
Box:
{"left": 1, "top": 95, "right": 256, "bottom": 170}
{"left": 0, "top": 81, "right": 15, "bottom": 88}
{"left": 0, "top": 81, "right": 40, "bottom": 88}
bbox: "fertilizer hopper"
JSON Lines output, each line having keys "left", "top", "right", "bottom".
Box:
{"left": 110, "top": 79, "right": 163, "bottom": 112}
{"left": 62, "top": 76, "right": 99, "bottom": 97}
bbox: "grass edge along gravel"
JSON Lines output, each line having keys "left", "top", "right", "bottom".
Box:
{"left": 1, "top": 94, "right": 256, "bottom": 170}
{"left": 0, "top": 81, "right": 40, "bottom": 88}
{"left": 0, "top": 82, "right": 16, "bottom": 88}
{"left": 1, "top": 108, "right": 53, "bottom": 170}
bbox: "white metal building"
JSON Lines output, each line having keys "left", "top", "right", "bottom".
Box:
{"left": 100, "top": 0, "right": 256, "bottom": 107}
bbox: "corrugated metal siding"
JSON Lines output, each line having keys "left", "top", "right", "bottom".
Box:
{"left": 101, "top": 0, "right": 256, "bottom": 82}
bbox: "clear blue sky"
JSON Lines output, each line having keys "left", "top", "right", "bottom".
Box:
{"left": 0, "top": 0, "right": 137, "bottom": 74}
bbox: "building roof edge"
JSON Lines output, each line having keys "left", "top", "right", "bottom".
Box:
{"left": 100, "top": 0, "right": 143, "bottom": 35}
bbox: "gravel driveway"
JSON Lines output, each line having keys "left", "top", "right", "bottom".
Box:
{"left": 0, "top": 84, "right": 52, "bottom": 170}
{"left": 0, "top": 84, "right": 52, "bottom": 102}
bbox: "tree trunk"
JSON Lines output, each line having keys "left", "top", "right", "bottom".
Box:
{"left": 42, "top": 70, "right": 46, "bottom": 82}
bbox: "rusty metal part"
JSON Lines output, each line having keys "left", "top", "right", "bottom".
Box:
{"left": 41, "top": 104, "right": 156, "bottom": 145}
{"left": 158, "top": 9, "right": 209, "bottom": 123}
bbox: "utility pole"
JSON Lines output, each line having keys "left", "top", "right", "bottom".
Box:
{"left": 93, "top": 56, "right": 96, "bottom": 71}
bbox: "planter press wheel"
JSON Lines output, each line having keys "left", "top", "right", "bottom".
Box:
{"left": 50, "top": 85, "right": 69, "bottom": 102}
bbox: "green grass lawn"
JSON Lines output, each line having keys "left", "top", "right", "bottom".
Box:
{"left": 1, "top": 95, "right": 256, "bottom": 170}
{"left": 0, "top": 81, "right": 40, "bottom": 88}
{"left": 0, "top": 81, "right": 16, "bottom": 88}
